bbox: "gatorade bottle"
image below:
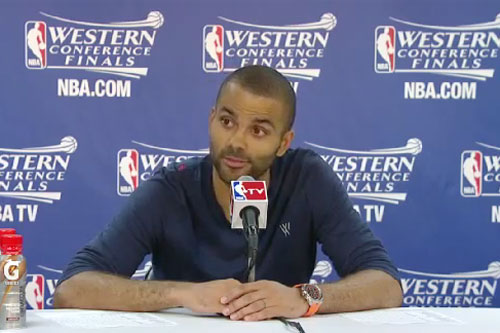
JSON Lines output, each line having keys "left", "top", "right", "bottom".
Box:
{"left": 0, "top": 234, "right": 26, "bottom": 329}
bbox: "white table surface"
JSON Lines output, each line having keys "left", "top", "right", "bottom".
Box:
{"left": 19, "top": 307, "right": 500, "bottom": 333}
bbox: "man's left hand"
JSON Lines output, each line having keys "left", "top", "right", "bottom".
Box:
{"left": 220, "top": 280, "right": 309, "bottom": 321}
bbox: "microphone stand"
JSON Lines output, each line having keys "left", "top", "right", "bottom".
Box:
{"left": 241, "top": 207, "right": 259, "bottom": 282}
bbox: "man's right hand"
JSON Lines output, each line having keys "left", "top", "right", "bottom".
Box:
{"left": 181, "top": 279, "right": 242, "bottom": 314}
{"left": 54, "top": 272, "right": 242, "bottom": 313}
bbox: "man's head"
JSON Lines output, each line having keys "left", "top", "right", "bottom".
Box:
{"left": 209, "top": 65, "right": 296, "bottom": 184}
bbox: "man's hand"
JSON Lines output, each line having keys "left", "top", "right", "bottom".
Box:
{"left": 182, "top": 278, "right": 242, "bottom": 314}
{"left": 220, "top": 280, "right": 308, "bottom": 321}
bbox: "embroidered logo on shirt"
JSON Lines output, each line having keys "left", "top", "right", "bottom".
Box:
{"left": 279, "top": 222, "right": 291, "bottom": 237}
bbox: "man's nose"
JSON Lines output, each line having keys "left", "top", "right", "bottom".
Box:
{"left": 227, "top": 127, "right": 247, "bottom": 152}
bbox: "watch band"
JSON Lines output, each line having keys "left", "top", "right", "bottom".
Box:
{"left": 303, "top": 302, "right": 321, "bottom": 317}
{"left": 293, "top": 283, "right": 323, "bottom": 317}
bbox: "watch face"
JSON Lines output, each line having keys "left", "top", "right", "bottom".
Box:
{"left": 304, "top": 284, "right": 323, "bottom": 302}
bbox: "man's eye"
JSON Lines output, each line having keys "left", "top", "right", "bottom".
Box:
{"left": 220, "top": 117, "right": 233, "bottom": 127}
{"left": 253, "top": 127, "right": 267, "bottom": 137}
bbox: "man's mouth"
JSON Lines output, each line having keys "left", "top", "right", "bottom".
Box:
{"left": 223, "top": 156, "right": 248, "bottom": 169}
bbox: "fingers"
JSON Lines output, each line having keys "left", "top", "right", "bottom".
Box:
{"left": 242, "top": 307, "right": 277, "bottom": 321}
{"left": 222, "top": 290, "right": 264, "bottom": 314}
{"left": 220, "top": 281, "right": 282, "bottom": 321}
{"left": 220, "top": 281, "right": 260, "bottom": 305}
{"left": 226, "top": 298, "right": 267, "bottom": 320}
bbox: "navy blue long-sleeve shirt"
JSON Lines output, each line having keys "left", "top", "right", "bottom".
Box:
{"left": 60, "top": 148, "right": 399, "bottom": 286}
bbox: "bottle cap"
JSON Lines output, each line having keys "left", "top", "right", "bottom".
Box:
{"left": 1, "top": 234, "right": 23, "bottom": 255}
{"left": 0, "top": 229, "right": 16, "bottom": 248}
{"left": 0, "top": 229, "right": 16, "bottom": 236}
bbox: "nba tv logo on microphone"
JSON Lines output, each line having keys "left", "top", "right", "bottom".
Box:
{"left": 232, "top": 181, "right": 267, "bottom": 201}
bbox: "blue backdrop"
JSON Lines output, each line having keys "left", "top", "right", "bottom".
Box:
{"left": 1, "top": 0, "right": 499, "bottom": 309}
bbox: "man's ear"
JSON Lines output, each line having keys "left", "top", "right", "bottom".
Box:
{"left": 208, "top": 106, "right": 216, "bottom": 126}
{"left": 208, "top": 107, "right": 216, "bottom": 137}
{"left": 209, "top": 107, "right": 216, "bottom": 122}
{"left": 276, "top": 130, "right": 295, "bottom": 157}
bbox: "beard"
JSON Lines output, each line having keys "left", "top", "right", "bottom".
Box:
{"left": 210, "top": 142, "right": 278, "bottom": 185}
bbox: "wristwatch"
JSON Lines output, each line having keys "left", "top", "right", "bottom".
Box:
{"left": 294, "top": 283, "right": 323, "bottom": 317}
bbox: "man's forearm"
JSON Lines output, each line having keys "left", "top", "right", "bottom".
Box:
{"left": 53, "top": 271, "right": 189, "bottom": 311}
{"left": 318, "top": 269, "right": 403, "bottom": 313}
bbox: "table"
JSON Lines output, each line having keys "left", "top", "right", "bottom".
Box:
{"left": 23, "top": 307, "right": 500, "bottom": 333}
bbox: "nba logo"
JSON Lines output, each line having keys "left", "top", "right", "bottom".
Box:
{"left": 232, "top": 181, "right": 246, "bottom": 200}
{"left": 461, "top": 150, "right": 483, "bottom": 197}
{"left": 117, "top": 149, "right": 139, "bottom": 196}
{"left": 203, "top": 25, "right": 224, "bottom": 72}
{"left": 375, "top": 26, "right": 395, "bottom": 73}
{"left": 25, "top": 21, "right": 47, "bottom": 69}
{"left": 26, "top": 274, "right": 45, "bottom": 310}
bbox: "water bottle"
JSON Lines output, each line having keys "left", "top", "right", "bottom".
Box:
{"left": 0, "top": 234, "right": 26, "bottom": 329}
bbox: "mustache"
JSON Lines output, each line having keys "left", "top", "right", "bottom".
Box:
{"left": 220, "top": 146, "right": 249, "bottom": 161}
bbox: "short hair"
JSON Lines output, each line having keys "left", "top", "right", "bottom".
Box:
{"left": 215, "top": 65, "right": 296, "bottom": 131}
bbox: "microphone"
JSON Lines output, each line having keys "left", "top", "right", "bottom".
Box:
{"left": 230, "top": 176, "right": 268, "bottom": 282}
{"left": 230, "top": 176, "right": 268, "bottom": 230}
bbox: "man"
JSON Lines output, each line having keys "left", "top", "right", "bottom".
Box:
{"left": 54, "top": 65, "right": 402, "bottom": 320}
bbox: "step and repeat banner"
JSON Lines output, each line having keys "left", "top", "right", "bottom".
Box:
{"left": 1, "top": 0, "right": 499, "bottom": 309}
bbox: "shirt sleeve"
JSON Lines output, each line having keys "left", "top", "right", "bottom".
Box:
{"left": 305, "top": 153, "right": 400, "bottom": 282}
{"left": 58, "top": 170, "right": 176, "bottom": 285}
